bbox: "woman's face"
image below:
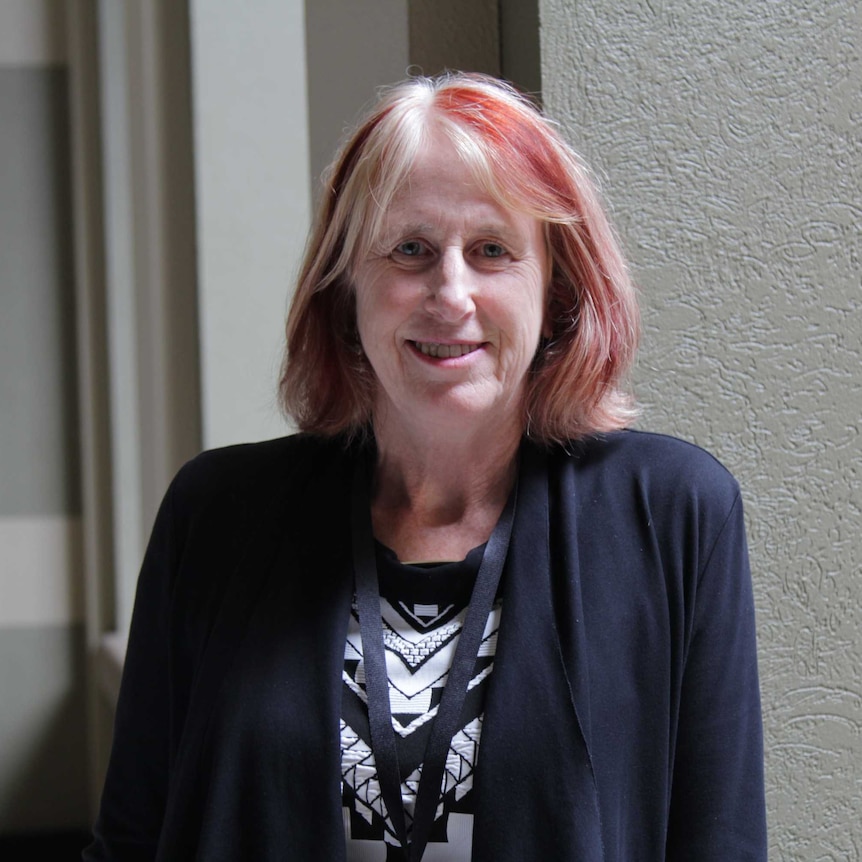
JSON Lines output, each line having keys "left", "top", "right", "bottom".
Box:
{"left": 353, "top": 130, "right": 550, "bottom": 438}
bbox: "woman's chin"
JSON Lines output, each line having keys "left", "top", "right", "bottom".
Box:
{"left": 375, "top": 386, "right": 523, "bottom": 441}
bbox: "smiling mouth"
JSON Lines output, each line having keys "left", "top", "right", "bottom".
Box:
{"left": 412, "top": 341, "right": 482, "bottom": 359}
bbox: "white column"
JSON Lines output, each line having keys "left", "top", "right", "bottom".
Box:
{"left": 189, "top": 0, "right": 312, "bottom": 450}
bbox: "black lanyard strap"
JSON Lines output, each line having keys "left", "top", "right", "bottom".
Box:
{"left": 351, "top": 454, "right": 518, "bottom": 861}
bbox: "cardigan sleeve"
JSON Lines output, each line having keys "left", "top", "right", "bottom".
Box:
{"left": 666, "top": 492, "right": 767, "bottom": 860}
{"left": 82, "top": 477, "right": 181, "bottom": 862}
{"left": 81, "top": 435, "right": 343, "bottom": 861}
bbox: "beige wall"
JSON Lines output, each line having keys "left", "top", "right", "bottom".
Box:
{"left": 305, "top": 0, "right": 409, "bottom": 199}
{"left": 540, "top": 0, "right": 861, "bottom": 857}
{"left": 190, "top": 0, "right": 311, "bottom": 452}
{"left": 0, "top": 0, "right": 89, "bottom": 834}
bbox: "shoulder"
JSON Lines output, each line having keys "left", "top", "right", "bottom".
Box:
{"left": 549, "top": 429, "right": 742, "bottom": 517}
{"left": 168, "top": 432, "right": 356, "bottom": 519}
{"left": 141, "top": 432, "right": 360, "bottom": 589}
{"left": 567, "top": 428, "right": 737, "bottom": 483}
{"left": 174, "top": 432, "right": 344, "bottom": 486}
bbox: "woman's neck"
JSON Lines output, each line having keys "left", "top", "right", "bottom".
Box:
{"left": 370, "top": 416, "right": 521, "bottom": 563}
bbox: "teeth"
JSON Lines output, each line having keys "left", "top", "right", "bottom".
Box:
{"left": 415, "top": 341, "right": 480, "bottom": 359}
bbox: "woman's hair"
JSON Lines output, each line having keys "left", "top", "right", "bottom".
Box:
{"left": 279, "top": 72, "right": 639, "bottom": 444}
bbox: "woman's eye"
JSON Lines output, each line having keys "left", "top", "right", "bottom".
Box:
{"left": 481, "top": 242, "right": 506, "bottom": 258}
{"left": 394, "top": 240, "right": 424, "bottom": 257}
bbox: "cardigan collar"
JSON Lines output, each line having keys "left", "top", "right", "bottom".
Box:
{"left": 472, "top": 442, "right": 604, "bottom": 860}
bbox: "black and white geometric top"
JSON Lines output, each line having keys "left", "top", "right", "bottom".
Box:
{"left": 341, "top": 542, "right": 501, "bottom": 861}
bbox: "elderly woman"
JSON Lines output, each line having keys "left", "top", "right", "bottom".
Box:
{"left": 85, "top": 74, "right": 766, "bottom": 861}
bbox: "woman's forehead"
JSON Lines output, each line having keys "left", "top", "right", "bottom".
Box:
{"left": 380, "top": 131, "right": 517, "bottom": 216}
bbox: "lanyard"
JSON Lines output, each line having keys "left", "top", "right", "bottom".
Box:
{"left": 350, "top": 455, "right": 517, "bottom": 861}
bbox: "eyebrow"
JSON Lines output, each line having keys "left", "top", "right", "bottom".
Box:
{"left": 381, "top": 220, "right": 526, "bottom": 245}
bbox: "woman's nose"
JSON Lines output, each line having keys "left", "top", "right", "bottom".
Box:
{"left": 425, "top": 249, "right": 475, "bottom": 320}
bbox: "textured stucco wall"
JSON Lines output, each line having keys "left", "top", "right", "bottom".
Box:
{"left": 540, "top": 1, "right": 860, "bottom": 859}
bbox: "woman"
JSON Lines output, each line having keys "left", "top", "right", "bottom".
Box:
{"left": 85, "top": 73, "right": 766, "bottom": 861}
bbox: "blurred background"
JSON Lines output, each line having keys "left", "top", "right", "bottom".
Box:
{"left": 0, "top": 0, "right": 858, "bottom": 857}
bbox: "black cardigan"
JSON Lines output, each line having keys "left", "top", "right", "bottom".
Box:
{"left": 85, "top": 430, "right": 767, "bottom": 860}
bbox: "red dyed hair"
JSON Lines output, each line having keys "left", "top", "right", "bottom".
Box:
{"left": 280, "top": 72, "right": 639, "bottom": 443}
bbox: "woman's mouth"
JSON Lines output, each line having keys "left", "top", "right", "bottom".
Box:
{"left": 411, "top": 341, "right": 482, "bottom": 359}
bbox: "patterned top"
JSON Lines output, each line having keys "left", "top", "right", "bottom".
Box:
{"left": 341, "top": 542, "right": 501, "bottom": 861}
